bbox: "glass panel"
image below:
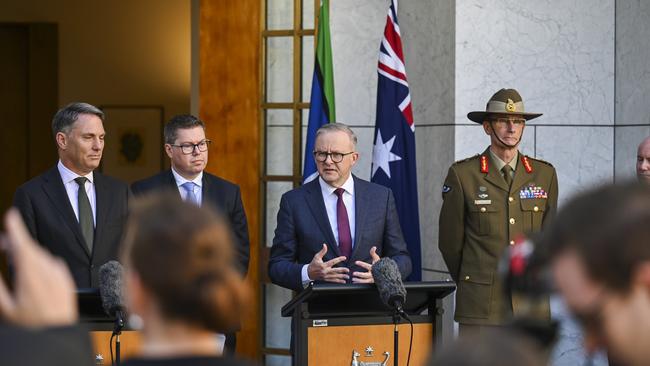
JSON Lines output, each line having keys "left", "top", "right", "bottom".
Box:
{"left": 266, "top": 37, "right": 293, "bottom": 103}
{"left": 266, "top": 109, "right": 293, "bottom": 127}
{"left": 266, "top": 0, "right": 294, "bottom": 30}
{"left": 266, "top": 181, "right": 293, "bottom": 247}
{"left": 265, "top": 355, "right": 292, "bottom": 366}
{"left": 264, "top": 283, "right": 293, "bottom": 349}
{"left": 302, "top": 35, "right": 315, "bottom": 103}
{"left": 302, "top": 0, "right": 315, "bottom": 30}
{"left": 266, "top": 126, "right": 293, "bottom": 175}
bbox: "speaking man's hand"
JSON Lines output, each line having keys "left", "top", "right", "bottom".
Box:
{"left": 352, "top": 246, "right": 381, "bottom": 283}
{"left": 307, "top": 244, "right": 350, "bottom": 284}
{"left": 0, "top": 209, "right": 77, "bottom": 327}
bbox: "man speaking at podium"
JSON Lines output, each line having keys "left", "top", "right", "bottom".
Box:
{"left": 268, "top": 123, "right": 411, "bottom": 291}
{"left": 13, "top": 103, "right": 130, "bottom": 288}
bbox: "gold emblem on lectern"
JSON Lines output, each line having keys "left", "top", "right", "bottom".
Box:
{"left": 505, "top": 98, "right": 516, "bottom": 112}
{"left": 351, "top": 350, "right": 390, "bottom": 366}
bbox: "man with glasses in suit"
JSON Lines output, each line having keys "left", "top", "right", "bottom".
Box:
{"left": 131, "top": 114, "right": 249, "bottom": 354}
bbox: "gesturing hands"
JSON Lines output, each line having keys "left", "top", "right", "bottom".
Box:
{"left": 352, "top": 246, "right": 380, "bottom": 283}
{"left": 0, "top": 209, "right": 78, "bottom": 327}
{"left": 307, "top": 244, "right": 350, "bottom": 284}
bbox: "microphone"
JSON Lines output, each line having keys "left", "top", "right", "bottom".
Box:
{"left": 371, "top": 257, "right": 407, "bottom": 314}
{"left": 99, "top": 261, "right": 126, "bottom": 332}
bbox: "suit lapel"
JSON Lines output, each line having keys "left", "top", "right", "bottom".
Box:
{"left": 166, "top": 170, "right": 183, "bottom": 199}
{"left": 350, "top": 176, "right": 367, "bottom": 262}
{"left": 304, "top": 179, "right": 340, "bottom": 257}
{"left": 93, "top": 173, "right": 111, "bottom": 258}
{"left": 41, "top": 167, "right": 91, "bottom": 257}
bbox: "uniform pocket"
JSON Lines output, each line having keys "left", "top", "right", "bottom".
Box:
{"left": 468, "top": 205, "right": 499, "bottom": 236}
{"left": 455, "top": 270, "right": 494, "bottom": 318}
{"left": 520, "top": 199, "right": 546, "bottom": 232}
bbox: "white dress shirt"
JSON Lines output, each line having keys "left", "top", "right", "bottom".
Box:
{"left": 57, "top": 160, "right": 97, "bottom": 225}
{"left": 301, "top": 174, "right": 356, "bottom": 283}
{"left": 171, "top": 168, "right": 203, "bottom": 205}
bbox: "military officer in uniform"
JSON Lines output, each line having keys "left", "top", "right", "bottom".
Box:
{"left": 438, "top": 88, "right": 558, "bottom": 334}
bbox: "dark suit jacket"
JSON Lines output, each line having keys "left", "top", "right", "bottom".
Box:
{"left": 131, "top": 170, "right": 250, "bottom": 275}
{"left": 1, "top": 324, "right": 94, "bottom": 366}
{"left": 268, "top": 175, "right": 412, "bottom": 291}
{"left": 13, "top": 167, "right": 130, "bottom": 288}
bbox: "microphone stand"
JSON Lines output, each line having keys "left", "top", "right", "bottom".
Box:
{"left": 113, "top": 311, "right": 125, "bottom": 366}
{"left": 392, "top": 306, "right": 401, "bottom": 366}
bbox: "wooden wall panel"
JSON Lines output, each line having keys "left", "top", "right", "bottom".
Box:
{"left": 199, "top": 0, "right": 261, "bottom": 360}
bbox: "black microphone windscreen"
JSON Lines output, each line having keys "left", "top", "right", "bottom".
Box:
{"left": 98, "top": 260, "right": 125, "bottom": 317}
{"left": 371, "top": 257, "right": 406, "bottom": 310}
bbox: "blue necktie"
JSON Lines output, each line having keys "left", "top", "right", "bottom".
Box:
{"left": 182, "top": 182, "right": 199, "bottom": 206}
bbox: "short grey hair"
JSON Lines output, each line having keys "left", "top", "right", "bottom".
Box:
{"left": 314, "top": 122, "right": 358, "bottom": 148}
{"left": 52, "top": 102, "right": 105, "bottom": 138}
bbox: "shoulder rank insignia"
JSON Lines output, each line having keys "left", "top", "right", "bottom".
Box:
{"left": 521, "top": 155, "right": 533, "bottom": 173}
{"left": 480, "top": 155, "right": 489, "bottom": 173}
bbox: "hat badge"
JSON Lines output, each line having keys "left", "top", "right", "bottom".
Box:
{"left": 505, "top": 98, "right": 516, "bottom": 112}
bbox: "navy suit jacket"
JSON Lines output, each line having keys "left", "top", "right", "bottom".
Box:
{"left": 268, "top": 175, "right": 412, "bottom": 291}
{"left": 13, "top": 167, "right": 130, "bottom": 288}
{"left": 131, "top": 170, "right": 250, "bottom": 275}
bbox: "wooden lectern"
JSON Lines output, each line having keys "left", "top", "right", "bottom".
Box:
{"left": 281, "top": 281, "right": 455, "bottom": 366}
{"left": 78, "top": 289, "right": 141, "bottom": 364}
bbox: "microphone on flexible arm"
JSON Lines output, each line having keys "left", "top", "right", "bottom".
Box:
{"left": 372, "top": 257, "right": 413, "bottom": 366}
{"left": 99, "top": 261, "right": 126, "bottom": 333}
{"left": 371, "top": 257, "right": 407, "bottom": 317}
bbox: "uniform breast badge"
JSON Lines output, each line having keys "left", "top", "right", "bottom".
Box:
{"left": 519, "top": 184, "right": 548, "bottom": 199}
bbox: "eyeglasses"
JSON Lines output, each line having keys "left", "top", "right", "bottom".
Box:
{"left": 170, "top": 139, "right": 211, "bottom": 154}
{"left": 313, "top": 151, "right": 355, "bottom": 163}
{"left": 490, "top": 117, "right": 526, "bottom": 125}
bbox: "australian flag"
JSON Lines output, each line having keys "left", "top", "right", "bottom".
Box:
{"left": 371, "top": 0, "right": 421, "bottom": 281}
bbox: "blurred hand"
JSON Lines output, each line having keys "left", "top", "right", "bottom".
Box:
{"left": 352, "top": 246, "right": 380, "bottom": 283}
{"left": 0, "top": 209, "right": 77, "bottom": 327}
{"left": 307, "top": 244, "right": 349, "bottom": 283}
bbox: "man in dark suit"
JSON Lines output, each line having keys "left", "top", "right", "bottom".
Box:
{"left": 131, "top": 114, "right": 250, "bottom": 354}
{"left": 13, "top": 102, "right": 129, "bottom": 288}
{"left": 269, "top": 123, "right": 412, "bottom": 292}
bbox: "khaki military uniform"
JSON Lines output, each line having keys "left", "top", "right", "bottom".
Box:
{"left": 439, "top": 147, "right": 558, "bottom": 325}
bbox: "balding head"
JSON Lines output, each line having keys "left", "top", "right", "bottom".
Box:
{"left": 637, "top": 136, "right": 650, "bottom": 184}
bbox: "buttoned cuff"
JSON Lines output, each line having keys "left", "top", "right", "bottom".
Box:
{"left": 301, "top": 264, "right": 312, "bottom": 287}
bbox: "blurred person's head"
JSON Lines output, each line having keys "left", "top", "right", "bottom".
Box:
{"left": 52, "top": 102, "right": 106, "bottom": 175}
{"left": 539, "top": 182, "right": 650, "bottom": 365}
{"left": 121, "top": 193, "right": 249, "bottom": 341}
{"left": 637, "top": 136, "right": 650, "bottom": 184}
{"left": 429, "top": 328, "right": 545, "bottom": 366}
{"left": 164, "top": 114, "right": 210, "bottom": 180}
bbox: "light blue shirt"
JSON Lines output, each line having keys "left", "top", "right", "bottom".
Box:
{"left": 171, "top": 168, "right": 203, "bottom": 205}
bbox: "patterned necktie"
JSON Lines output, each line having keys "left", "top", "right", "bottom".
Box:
{"left": 74, "top": 177, "right": 94, "bottom": 253}
{"left": 182, "top": 182, "right": 199, "bottom": 206}
{"left": 334, "top": 188, "right": 352, "bottom": 258}
{"left": 502, "top": 165, "right": 513, "bottom": 188}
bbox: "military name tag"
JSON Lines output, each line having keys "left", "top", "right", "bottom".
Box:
{"left": 474, "top": 200, "right": 491, "bottom": 205}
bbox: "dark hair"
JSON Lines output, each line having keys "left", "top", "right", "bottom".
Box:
{"left": 121, "top": 193, "right": 248, "bottom": 332}
{"left": 429, "top": 329, "right": 545, "bottom": 366}
{"left": 539, "top": 182, "right": 650, "bottom": 293}
{"left": 51, "top": 102, "right": 105, "bottom": 138}
{"left": 164, "top": 114, "right": 206, "bottom": 144}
